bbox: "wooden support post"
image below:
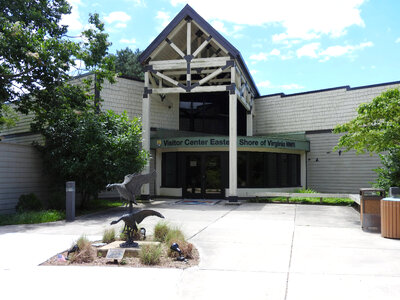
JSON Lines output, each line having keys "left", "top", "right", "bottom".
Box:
{"left": 246, "top": 111, "right": 253, "bottom": 136}
{"left": 142, "top": 71, "right": 151, "bottom": 197}
{"left": 228, "top": 66, "right": 238, "bottom": 203}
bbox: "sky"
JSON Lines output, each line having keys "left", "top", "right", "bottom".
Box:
{"left": 62, "top": 0, "right": 400, "bottom": 96}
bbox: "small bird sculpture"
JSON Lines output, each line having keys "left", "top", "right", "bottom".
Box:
{"left": 110, "top": 209, "right": 164, "bottom": 248}
{"left": 106, "top": 170, "right": 156, "bottom": 211}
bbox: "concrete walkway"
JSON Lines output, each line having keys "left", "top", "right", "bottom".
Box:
{"left": 1, "top": 201, "right": 400, "bottom": 300}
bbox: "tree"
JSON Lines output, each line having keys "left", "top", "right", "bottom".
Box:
{"left": 36, "top": 108, "right": 148, "bottom": 208}
{"left": 0, "top": 104, "right": 19, "bottom": 130}
{"left": 0, "top": 0, "right": 115, "bottom": 116}
{"left": 1, "top": 1, "right": 149, "bottom": 208}
{"left": 334, "top": 88, "right": 400, "bottom": 154}
{"left": 334, "top": 88, "right": 400, "bottom": 189}
{"left": 374, "top": 150, "right": 400, "bottom": 191}
{"left": 112, "top": 47, "right": 144, "bottom": 80}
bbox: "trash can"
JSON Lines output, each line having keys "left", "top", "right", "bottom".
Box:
{"left": 381, "top": 187, "right": 400, "bottom": 239}
{"left": 360, "top": 188, "right": 385, "bottom": 231}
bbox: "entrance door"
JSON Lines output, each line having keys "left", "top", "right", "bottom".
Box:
{"left": 184, "top": 153, "right": 224, "bottom": 199}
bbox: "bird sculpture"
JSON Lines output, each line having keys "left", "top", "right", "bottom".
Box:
{"left": 110, "top": 209, "right": 164, "bottom": 248}
{"left": 106, "top": 170, "right": 156, "bottom": 212}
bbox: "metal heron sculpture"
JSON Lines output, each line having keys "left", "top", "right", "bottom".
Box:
{"left": 106, "top": 170, "right": 156, "bottom": 212}
{"left": 110, "top": 209, "right": 164, "bottom": 248}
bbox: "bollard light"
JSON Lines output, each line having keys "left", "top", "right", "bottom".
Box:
{"left": 170, "top": 243, "right": 186, "bottom": 262}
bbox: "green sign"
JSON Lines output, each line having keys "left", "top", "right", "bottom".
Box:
{"left": 151, "top": 136, "right": 309, "bottom": 151}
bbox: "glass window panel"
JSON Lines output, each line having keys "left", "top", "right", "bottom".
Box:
{"left": 278, "top": 154, "right": 288, "bottom": 187}
{"left": 265, "top": 153, "right": 277, "bottom": 187}
{"left": 162, "top": 153, "right": 178, "bottom": 187}
{"left": 237, "top": 152, "right": 247, "bottom": 187}
{"left": 249, "top": 152, "right": 264, "bottom": 187}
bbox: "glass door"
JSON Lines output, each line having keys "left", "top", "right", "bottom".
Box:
{"left": 204, "top": 154, "right": 223, "bottom": 198}
{"left": 183, "top": 153, "right": 225, "bottom": 199}
{"left": 184, "top": 154, "right": 202, "bottom": 198}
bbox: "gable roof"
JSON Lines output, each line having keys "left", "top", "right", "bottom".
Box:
{"left": 139, "top": 4, "right": 259, "bottom": 97}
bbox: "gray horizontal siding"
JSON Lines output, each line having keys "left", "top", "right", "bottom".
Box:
{"left": 306, "top": 132, "right": 382, "bottom": 193}
{"left": 0, "top": 143, "right": 49, "bottom": 214}
{"left": 255, "top": 83, "right": 400, "bottom": 135}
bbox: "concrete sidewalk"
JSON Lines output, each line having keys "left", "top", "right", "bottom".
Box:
{"left": 1, "top": 201, "right": 400, "bottom": 300}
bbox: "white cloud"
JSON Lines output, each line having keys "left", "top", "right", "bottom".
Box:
{"left": 120, "top": 38, "right": 137, "bottom": 45}
{"left": 318, "top": 41, "right": 373, "bottom": 61}
{"left": 155, "top": 11, "right": 172, "bottom": 28}
{"left": 250, "top": 69, "right": 258, "bottom": 75}
{"left": 396, "top": 37, "right": 400, "bottom": 43}
{"left": 61, "top": 0, "right": 83, "bottom": 31}
{"left": 250, "top": 49, "right": 281, "bottom": 62}
{"left": 295, "top": 41, "right": 372, "bottom": 61}
{"left": 296, "top": 42, "right": 320, "bottom": 58}
{"left": 115, "top": 23, "right": 127, "bottom": 29}
{"left": 104, "top": 12, "right": 131, "bottom": 24}
{"left": 257, "top": 80, "right": 272, "bottom": 88}
{"left": 171, "top": 0, "right": 366, "bottom": 42}
{"left": 125, "top": 0, "right": 146, "bottom": 6}
{"left": 211, "top": 20, "right": 228, "bottom": 34}
{"left": 210, "top": 20, "right": 244, "bottom": 38}
{"left": 257, "top": 80, "right": 304, "bottom": 91}
{"left": 280, "top": 83, "right": 305, "bottom": 90}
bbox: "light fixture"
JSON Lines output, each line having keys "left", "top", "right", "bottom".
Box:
{"left": 170, "top": 243, "right": 186, "bottom": 262}
{"left": 140, "top": 227, "right": 146, "bottom": 240}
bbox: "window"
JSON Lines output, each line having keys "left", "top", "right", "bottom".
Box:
{"left": 237, "top": 152, "right": 301, "bottom": 188}
{"left": 162, "top": 152, "right": 179, "bottom": 187}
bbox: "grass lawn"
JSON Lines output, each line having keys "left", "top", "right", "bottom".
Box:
{"left": 249, "top": 196, "right": 354, "bottom": 205}
{"left": 0, "top": 199, "right": 124, "bottom": 226}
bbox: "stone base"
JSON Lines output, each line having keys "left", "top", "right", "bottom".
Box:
{"left": 226, "top": 196, "right": 241, "bottom": 205}
{"left": 97, "top": 240, "right": 161, "bottom": 258}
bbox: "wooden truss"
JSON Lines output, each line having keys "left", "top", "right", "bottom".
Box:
{"left": 143, "top": 17, "right": 255, "bottom": 111}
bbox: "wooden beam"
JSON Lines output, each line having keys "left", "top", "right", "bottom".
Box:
{"left": 187, "top": 20, "right": 191, "bottom": 55}
{"left": 149, "top": 56, "right": 230, "bottom": 70}
{"left": 166, "top": 38, "right": 185, "bottom": 58}
{"left": 192, "top": 36, "right": 211, "bottom": 58}
{"left": 163, "top": 68, "right": 230, "bottom": 76}
{"left": 148, "top": 72, "right": 157, "bottom": 88}
{"left": 154, "top": 71, "right": 179, "bottom": 86}
{"left": 152, "top": 87, "right": 186, "bottom": 94}
{"left": 150, "top": 20, "right": 186, "bottom": 59}
{"left": 235, "top": 88, "right": 250, "bottom": 111}
{"left": 152, "top": 85, "right": 230, "bottom": 94}
{"left": 198, "top": 67, "right": 224, "bottom": 85}
{"left": 191, "top": 85, "right": 230, "bottom": 93}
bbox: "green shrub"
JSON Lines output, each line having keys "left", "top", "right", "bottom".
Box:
{"left": 165, "top": 228, "right": 185, "bottom": 245}
{"left": 139, "top": 244, "right": 162, "bottom": 265}
{"left": 15, "top": 193, "right": 43, "bottom": 212}
{"left": 154, "top": 221, "right": 170, "bottom": 242}
{"left": 0, "top": 210, "right": 64, "bottom": 226}
{"left": 102, "top": 228, "right": 116, "bottom": 243}
{"left": 294, "top": 188, "right": 318, "bottom": 194}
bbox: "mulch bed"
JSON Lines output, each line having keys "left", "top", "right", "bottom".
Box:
{"left": 41, "top": 241, "right": 199, "bottom": 269}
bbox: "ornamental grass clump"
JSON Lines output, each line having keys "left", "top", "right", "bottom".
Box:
{"left": 102, "top": 228, "right": 116, "bottom": 244}
{"left": 69, "top": 235, "right": 96, "bottom": 263}
{"left": 154, "top": 221, "right": 170, "bottom": 242}
{"left": 139, "top": 244, "right": 162, "bottom": 265}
